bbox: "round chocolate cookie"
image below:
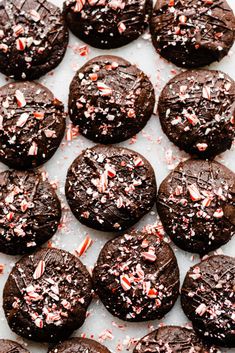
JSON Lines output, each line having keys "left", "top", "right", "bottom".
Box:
{"left": 0, "top": 81, "right": 66, "bottom": 170}
{"left": 63, "top": 0, "right": 152, "bottom": 49}
{"left": 3, "top": 247, "right": 92, "bottom": 342}
{"left": 0, "top": 339, "right": 30, "bottom": 353}
{"left": 158, "top": 70, "right": 235, "bottom": 159}
{"left": 156, "top": 159, "right": 235, "bottom": 254}
{"left": 150, "top": 0, "right": 235, "bottom": 68}
{"left": 69, "top": 55, "right": 155, "bottom": 144}
{"left": 48, "top": 337, "right": 111, "bottom": 353}
{"left": 0, "top": 169, "right": 61, "bottom": 255}
{"left": 65, "top": 145, "right": 157, "bottom": 232}
{"left": 181, "top": 255, "right": 235, "bottom": 347}
{"left": 134, "top": 326, "right": 211, "bottom": 353}
{"left": 93, "top": 232, "right": 179, "bottom": 321}
{"left": 0, "top": 0, "right": 69, "bottom": 80}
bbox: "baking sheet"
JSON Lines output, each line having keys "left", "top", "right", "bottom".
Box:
{"left": 0, "top": 0, "right": 234, "bottom": 352}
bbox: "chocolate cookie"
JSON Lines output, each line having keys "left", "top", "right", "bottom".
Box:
{"left": 68, "top": 55, "right": 155, "bottom": 144}
{"left": 156, "top": 159, "right": 235, "bottom": 254}
{"left": 134, "top": 326, "right": 211, "bottom": 353}
{"left": 65, "top": 145, "right": 157, "bottom": 232}
{"left": 48, "top": 337, "right": 111, "bottom": 353}
{"left": 93, "top": 232, "right": 179, "bottom": 321}
{"left": 150, "top": 0, "right": 235, "bottom": 68}
{"left": 158, "top": 70, "right": 235, "bottom": 159}
{"left": 0, "top": 339, "right": 30, "bottom": 353}
{"left": 3, "top": 247, "right": 92, "bottom": 342}
{"left": 0, "top": 169, "right": 61, "bottom": 255}
{"left": 63, "top": 0, "right": 152, "bottom": 49}
{"left": 181, "top": 255, "right": 235, "bottom": 347}
{"left": 0, "top": 0, "right": 69, "bottom": 80}
{"left": 0, "top": 81, "right": 66, "bottom": 170}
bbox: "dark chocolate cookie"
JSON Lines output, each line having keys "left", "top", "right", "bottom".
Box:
{"left": 93, "top": 232, "right": 179, "bottom": 321}
{"left": 0, "top": 339, "right": 30, "bottom": 353}
{"left": 181, "top": 255, "right": 235, "bottom": 347}
{"left": 150, "top": 0, "right": 235, "bottom": 68}
{"left": 65, "top": 145, "right": 157, "bottom": 232}
{"left": 0, "top": 81, "right": 66, "bottom": 170}
{"left": 158, "top": 70, "right": 235, "bottom": 159}
{"left": 63, "top": 0, "right": 152, "bottom": 49}
{"left": 134, "top": 326, "right": 211, "bottom": 353}
{"left": 0, "top": 0, "right": 69, "bottom": 80}
{"left": 0, "top": 169, "right": 61, "bottom": 255}
{"left": 68, "top": 55, "right": 155, "bottom": 144}
{"left": 3, "top": 247, "right": 92, "bottom": 342}
{"left": 156, "top": 159, "right": 235, "bottom": 254}
{"left": 48, "top": 337, "right": 111, "bottom": 353}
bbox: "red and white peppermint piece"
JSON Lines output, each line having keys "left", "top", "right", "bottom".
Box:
{"left": 33, "top": 260, "right": 45, "bottom": 280}
{"left": 196, "top": 143, "right": 208, "bottom": 151}
{"left": 213, "top": 208, "right": 224, "bottom": 218}
{"left": 147, "top": 288, "right": 158, "bottom": 298}
{"left": 15, "top": 90, "right": 26, "bottom": 107}
{"left": 75, "top": 235, "right": 93, "bottom": 257}
{"left": 174, "top": 26, "right": 181, "bottom": 35}
{"left": 155, "top": 299, "right": 161, "bottom": 307}
{"left": 16, "top": 113, "right": 29, "bottom": 127}
{"left": 21, "top": 199, "right": 29, "bottom": 212}
{"left": 202, "top": 86, "right": 211, "bottom": 100}
{"left": 28, "top": 141, "right": 38, "bottom": 156}
{"left": 120, "top": 274, "right": 131, "bottom": 291}
{"left": 195, "top": 303, "right": 207, "bottom": 316}
{"left": 6, "top": 212, "right": 14, "bottom": 221}
{"left": 201, "top": 197, "right": 212, "bottom": 208}
{"left": 33, "top": 112, "right": 45, "bottom": 120}
{"left": 61, "top": 299, "right": 72, "bottom": 310}
{"left": 105, "top": 164, "right": 116, "bottom": 178}
{"left": 118, "top": 22, "right": 126, "bottom": 33}
{"left": 89, "top": 73, "right": 98, "bottom": 81}
{"left": 141, "top": 247, "right": 156, "bottom": 262}
{"left": 16, "top": 37, "right": 27, "bottom": 51}
{"left": 141, "top": 238, "right": 149, "bottom": 248}
{"left": 203, "top": 0, "right": 213, "bottom": 4}
{"left": 35, "top": 317, "right": 43, "bottom": 328}
{"left": 133, "top": 156, "right": 144, "bottom": 167}
{"left": 111, "top": 61, "right": 119, "bottom": 69}
{"left": 13, "top": 24, "right": 24, "bottom": 37}
{"left": 187, "top": 183, "right": 202, "bottom": 201}
{"left": 179, "top": 15, "right": 187, "bottom": 23}
{"left": 127, "top": 109, "right": 136, "bottom": 118}
{"left": 74, "top": 0, "right": 86, "bottom": 12}
{"left": 0, "top": 43, "right": 8, "bottom": 52}
{"left": 116, "top": 196, "right": 123, "bottom": 208}
{"left": 98, "top": 170, "right": 108, "bottom": 193}
{"left": 186, "top": 114, "right": 199, "bottom": 126}
{"left": 97, "top": 81, "right": 112, "bottom": 96}
{"left": 30, "top": 9, "right": 41, "bottom": 22}
{"left": 78, "top": 45, "right": 89, "bottom": 56}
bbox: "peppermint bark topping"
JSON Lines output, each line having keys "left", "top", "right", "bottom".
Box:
{"left": 157, "top": 159, "right": 235, "bottom": 254}
{"left": 65, "top": 146, "right": 156, "bottom": 232}
{"left": 4, "top": 248, "right": 92, "bottom": 340}
{"left": 93, "top": 232, "right": 179, "bottom": 321}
